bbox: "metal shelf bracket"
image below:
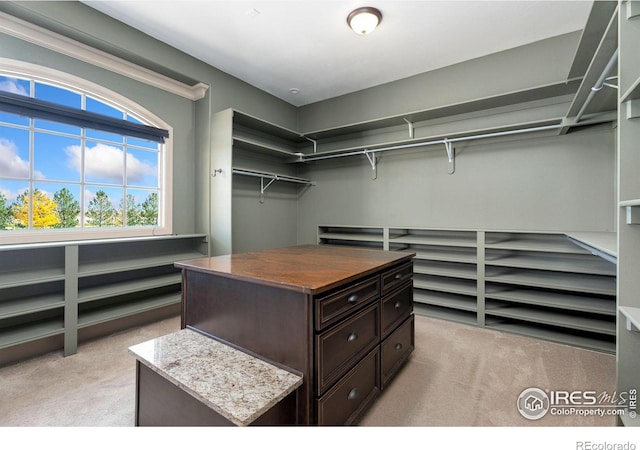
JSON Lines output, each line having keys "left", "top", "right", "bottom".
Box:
{"left": 365, "top": 151, "right": 378, "bottom": 180}
{"left": 444, "top": 139, "right": 455, "bottom": 175}
{"left": 404, "top": 118, "right": 414, "bottom": 139}
{"left": 306, "top": 137, "right": 318, "bottom": 153}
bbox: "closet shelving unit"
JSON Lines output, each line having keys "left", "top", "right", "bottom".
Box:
{"left": 388, "top": 228, "right": 479, "bottom": 325}
{"left": 0, "top": 245, "right": 66, "bottom": 360}
{"left": 211, "top": 109, "right": 315, "bottom": 254}
{"left": 617, "top": 0, "right": 640, "bottom": 427}
{"left": 0, "top": 234, "right": 207, "bottom": 366}
{"left": 318, "top": 225, "right": 617, "bottom": 353}
{"left": 483, "top": 232, "right": 616, "bottom": 353}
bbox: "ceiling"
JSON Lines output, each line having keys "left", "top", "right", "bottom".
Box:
{"left": 82, "top": 0, "right": 595, "bottom": 107}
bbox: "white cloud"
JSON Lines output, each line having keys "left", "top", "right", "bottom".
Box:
{"left": 0, "top": 138, "right": 45, "bottom": 179}
{"left": 65, "top": 143, "right": 156, "bottom": 183}
{"left": 0, "top": 185, "right": 19, "bottom": 203}
{"left": 0, "top": 79, "right": 28, "bottom": 96}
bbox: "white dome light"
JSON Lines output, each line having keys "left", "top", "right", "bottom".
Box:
{"left": 347, "top": 7, "right": 382, "bottom": 36}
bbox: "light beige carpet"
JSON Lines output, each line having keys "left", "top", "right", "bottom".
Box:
{"left": 0, "top": 314, "right": 616, "bottom": 427}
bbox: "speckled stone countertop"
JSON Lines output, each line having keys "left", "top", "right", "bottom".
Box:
{"left": 128, "top": 328, "right": 302, "bottom": 426}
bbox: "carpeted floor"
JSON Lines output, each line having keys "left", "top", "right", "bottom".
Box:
{"left": 0, "top": 314, "right": 617, "bottom": 427}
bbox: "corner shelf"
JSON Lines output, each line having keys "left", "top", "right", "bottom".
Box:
{"left": 565, "top": 231, "right": 617, "bottom": 263}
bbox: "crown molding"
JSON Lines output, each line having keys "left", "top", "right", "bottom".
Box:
{"left": 0, "top": 11, "right": 208, "bottom": 101}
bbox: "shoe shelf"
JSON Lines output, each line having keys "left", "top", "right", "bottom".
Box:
{"left": 318, "top": 226, "right": 617, "bottom": 353}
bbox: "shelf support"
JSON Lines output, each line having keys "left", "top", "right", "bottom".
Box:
{"left": 444, "top": 139, "right": 455, "bottom": 175}
{"left": 620, "top": 307, "right": 640, "bottom": 333}
{"left": 365, "top": 151, "right": 378, "bottom": 180}
{"left": 627, "top": 100, "right": 640, "bottom": 120}
{"left": 626, "top": 205, "right": 640, "bottom": 225}
{"left": 306, "top": 137, "right": 317, "bottom": 153}
{"left": 404, "top": 118, "right": 414, "bottom": 139}
{"left": 259, "top": 175, "right": 278, "bottom": 203}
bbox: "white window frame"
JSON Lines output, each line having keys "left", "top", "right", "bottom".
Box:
{"left": 0, "top": 58, "right": 174, "bottom": 245}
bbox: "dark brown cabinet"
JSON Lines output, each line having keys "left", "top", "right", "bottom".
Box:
{"left": 177, "top": 244, "right": 415, "bottom": 425}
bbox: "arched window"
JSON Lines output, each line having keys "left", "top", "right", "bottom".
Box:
{"left": 0, "top": 61, "right": 173, "bottom": 244}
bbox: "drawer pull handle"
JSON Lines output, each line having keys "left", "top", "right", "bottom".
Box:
{"left": 347, "top": 294, "right": 358, "bottom": 304}
{"left": 394, "top": 301, "right": 401, "bottom": 309}
{"left": 395, "top": 343, "right": 403, "bottom": 351}
{"left": 394, "top": 273, "right": 403, "bottom": 280}
{"left": 347, "top": 332, "right": 358, "bottom": 342}
{"left": 348, "top": 388, "right": 359, "bottom": 400}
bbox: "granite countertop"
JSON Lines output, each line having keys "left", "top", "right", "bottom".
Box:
{"left": 128, "top": 328, "right": 302, "bottom": 426}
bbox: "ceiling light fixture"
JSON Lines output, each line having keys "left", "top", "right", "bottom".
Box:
{"left": 347, "top": 7, "right": 382, "bottom": 36}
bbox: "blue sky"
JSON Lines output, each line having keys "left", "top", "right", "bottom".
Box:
{"left": 0, "top": 76, "right": 160, "bottom": 210}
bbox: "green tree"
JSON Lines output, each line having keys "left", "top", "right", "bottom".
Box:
{"left": 86, "top": 190, "right": 116, "bottom": 227}
{"left": 53, "top": 188, "right": 80, "bottom": 229}
{"left": 140, "top": 192, "right": 158, "bottom": 226}
{"left": 0, "top": 192, "right": 11, "bottom": 229}
{"left": 119, "top": 193, "right": 143, "bottom": 226}
{"left": 11, "top": 189, "right": 60, "bottom": 229}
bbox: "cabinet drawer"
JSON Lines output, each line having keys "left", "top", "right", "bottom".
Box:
{"left": 316, "top": 302, "right": 380, "bottom": 395}
{"left": 316, "top": 347, "right": 380, "bottom": 425}
{"left": 381, "top": 261, "right": 413, "bottom": 294}
{"left": 381, "top": 314, "right": 414, "bottom": 389}
{"left": 381, "top": 280, "right": 413, "bottom": 337}
{"left": 315, "top": 275, "right": 380, "bottom": 330}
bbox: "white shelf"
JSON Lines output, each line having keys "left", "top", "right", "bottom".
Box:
{"left": 485, "top": 234, "right": 588, "bottom": 254}
{"left": 485, "top": 268, "right": 616, "bottom": 296}
{"left": 413, "top": 303, "right": 478, "bottom": 326}
{"left": 0, "top": 268, "right": 65, "bottom": 289}
{"left": 78, "top": 251, "right": 204, "bottom": 277}
{"left": 0, "top": 318, "right": 64, "bottom": 349}
{"left": 486, "top": 321, "right": 615, "bottom": 353}
{"left": 0, "top": 293, "right": 65, "bottom": 319}
{"left": 78, "top": 292, "right": 181, "bottom": 328}
{"left": 413, "top": 274, "right": 477, "bottom": 297}
{"left": 414, "top": 290, "right": 477, "bottom": 312}
{"left": 412, "top": 247, "right": 477, "bottom": 264}
{"left": 486, "top": 304, "right": 616, "bottom": 335}
{"left": 78, "top": 273, "right": 182, "bottom": 303}
{"left": 390, "top": 234, "right": 477, "bottom": 248}
{"left": 233, "top": 136, "right": 301, "bottom": 159}
{"left": 413, "top": 260, "right": 477, "bottom": 280}
{"left": 620, "top": 306, "right": 640, "bottom": 332}
{"left": 485, "top": 286, "right": 615, "bottom": 316}
{"left": 565, "top": 231, "right": 617, "bottom": 262}
{"left": 485, "top": 250, "right": 616, "bottom": 275}
{"left": 318, "top": 233, "right": 383, "bottom": 243}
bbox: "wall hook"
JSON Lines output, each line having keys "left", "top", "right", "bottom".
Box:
{"left": 212, "top": 168, "right": 223, "bottom": 177}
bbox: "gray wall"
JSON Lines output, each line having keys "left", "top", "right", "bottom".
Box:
{"left": 0, "top": 2, "right": 618, "bottom": 253}
{"left": 297, "top": 32, "right": 581, "bottom": 134}
{"left": 296, "top": 125, "right": 616, "bottom": 244}
{"left": 0, "top": 1, "right": 299, "bottom": 239}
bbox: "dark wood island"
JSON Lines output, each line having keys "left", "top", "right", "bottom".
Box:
{"left": 176, "top": 244, "right": 416, "bottom": 425}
